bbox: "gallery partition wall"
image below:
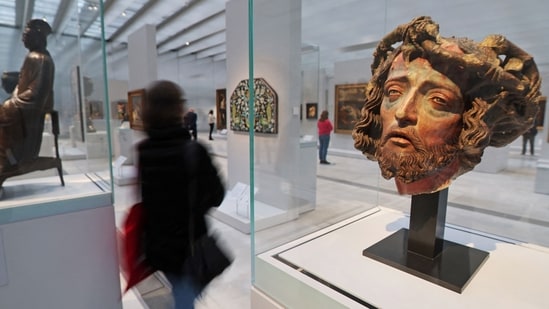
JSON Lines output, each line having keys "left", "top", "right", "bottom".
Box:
{"left": 237, "top": 0, "right": 549, "bottom": 308}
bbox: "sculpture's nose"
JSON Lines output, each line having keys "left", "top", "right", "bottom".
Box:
{"left": 394, "top": 93, "right": 418, "bottom": 127}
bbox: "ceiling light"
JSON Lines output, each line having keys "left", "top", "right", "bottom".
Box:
{"left": 121, "top": 11, "right": 127, "bottom": 17}
{"left": 185, "top": 42, "right": 190, "bottom": 46}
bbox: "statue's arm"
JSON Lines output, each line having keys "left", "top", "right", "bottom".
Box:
{"left": 14, "top": 54, "right": 53, "bottom": 106}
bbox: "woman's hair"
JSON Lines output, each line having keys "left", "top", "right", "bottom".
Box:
{"left": 352, "top": 16, "right": 541, "bottom": 176}
{"left": 209, "top": 110, "right": 213, "bottom": 114}
{"left": 319, "top": 110, "right": 329, "bottom": 121}
{"left": 143, "top": 80, "right": 185, "bottom": 131}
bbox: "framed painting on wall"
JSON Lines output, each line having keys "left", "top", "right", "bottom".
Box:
{"left": 87, "top": 100, "right": 104, "bottom": 119}
{"left": 537, "top": 96, "right": 546, "bottom": 127}
{"left": 113, "top": 100, "right": 128, "bottom": 122}
{"left": 230, "top": 78, "right": 278, "bottom": 134}
{"left": 306, "top": 102, "right": 318, "bottom": 119}
{"left": 532, "top": 96, "right": 547, "bottom": 142}
{"left": 334, "top": 83, "right": 367, "bottom": 134}
{"left": 127, "top": 88, "right": 146, "bottom": 131}
{"left": 216, "top": 88, "right": 227, "bottom": 130}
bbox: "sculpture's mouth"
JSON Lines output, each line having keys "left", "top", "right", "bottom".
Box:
{"left": 384, "top": 130, "right": 416, "bottom": 149}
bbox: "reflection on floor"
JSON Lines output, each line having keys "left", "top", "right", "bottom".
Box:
{"left": 107, "top": 133, "right": 548, "bottom": 309}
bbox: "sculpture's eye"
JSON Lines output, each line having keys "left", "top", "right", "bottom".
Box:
{"left": 385, "top": 86, "right": 402, "bottom": 102}
{"left": 425, "top": 89, "right": 463, "bottom": 113}
{"left": 431, "top": 96, "right": 447, "bottom": 106}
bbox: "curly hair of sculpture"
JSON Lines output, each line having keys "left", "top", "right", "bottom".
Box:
{"left": 352, "top": 16, "right": 542, "bottom": 195}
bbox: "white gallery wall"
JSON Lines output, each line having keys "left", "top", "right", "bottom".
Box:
{"left": 108, "top": 47, "right": 227, "bottom": 133}
{"left": 328, "top": 57, "right": 371, "bottom": 152}
{"left": 225, "top": 0, "right": 310, "bottom": 212}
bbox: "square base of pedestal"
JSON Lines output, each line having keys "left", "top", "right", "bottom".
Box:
{"left": 363, "top": 228, "right": 489, "bottom": 293}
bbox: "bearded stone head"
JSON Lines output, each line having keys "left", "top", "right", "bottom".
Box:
{"left": 352, "top": 16, "right": 541, "bottom": 195}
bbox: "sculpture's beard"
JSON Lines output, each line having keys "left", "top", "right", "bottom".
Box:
{"left": 375, "top": 132, "right": 460, "bottom": 184}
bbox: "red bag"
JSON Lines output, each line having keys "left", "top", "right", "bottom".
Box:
{"left": 120, "top": 202, "right": 155, "bottom": 293}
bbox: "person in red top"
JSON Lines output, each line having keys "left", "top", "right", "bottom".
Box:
{"left": 317, "top": 110, "right": 334, "bottom": 164}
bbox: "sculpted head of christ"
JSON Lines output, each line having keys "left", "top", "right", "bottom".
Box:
{"left": 353, "top": 16, "right": 541, "bottom": 195}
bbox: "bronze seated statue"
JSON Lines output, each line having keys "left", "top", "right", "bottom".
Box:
{"left": 0, "top": 71, "right": 64, "bottom": 198}
{"left": 0, "top": 19, "right": 65, "bottom": 198}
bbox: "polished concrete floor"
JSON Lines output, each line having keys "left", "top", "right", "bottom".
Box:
{"left": 114, "top": 133, "right": 549, "bottom": 308}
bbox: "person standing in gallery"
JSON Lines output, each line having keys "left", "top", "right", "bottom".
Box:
{"left": 138, "top": 80, "right": 225, "bottom": 308}
{"left": 208, "top": 109, "right": 215, "bottom": 140}
{"left": 522, "top": 125, "right": 538, "bottom": 155}
{"left": 184, "top": 108, "right": 198, "bottom": 140}
{"left": 317, "top": 110, "right": 333, "bottom": 164}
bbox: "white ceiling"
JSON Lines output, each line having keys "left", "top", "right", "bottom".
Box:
{"left": 0, "top": 0, "right": 548, "bottom": 83}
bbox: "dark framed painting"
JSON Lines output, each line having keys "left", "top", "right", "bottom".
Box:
{"left": 230, "top": 78, "right": 278, "bottom": 134}
{"left": 87, "top": 100, "right": 104, "bottom": 119}
{"left": 127, "top": 88, "right": 146, "bottom": 131}
{"left": 113, "top": 100, "right": 128, "bottom": 122}
{"left": 537, "top": 96, "right": 546, "bottom": 127}
{"left": 216, "top": 88, "right": 227, "bottom": 130}
{"left": 334, "top": 83, "right": 367, "bottom": 134}
{"left": 533, "top": 96, "right": 546, "bottom": 142}
{"left": 306, "top": 102, "right": 318, "bottom": 119}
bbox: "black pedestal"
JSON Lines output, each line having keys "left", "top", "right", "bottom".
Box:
{"left": 363, "top": 188, "right": 489, "bottom": 293}
{"left": 363, "top": 228, "right": 489, "bottom": 293}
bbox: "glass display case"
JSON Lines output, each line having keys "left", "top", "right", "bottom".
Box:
{"left": 0, "top": 1, "right": 120, "bottom": 308}
{"left": 0, "top": 0, "right": 113, "bottom": 207}
{"left": 240, "top": 0, "right": 549, "bottom": 308}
